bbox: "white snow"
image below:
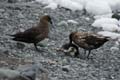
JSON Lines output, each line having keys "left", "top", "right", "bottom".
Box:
{"left": 92, "top": 18, "right": 119, "bottom": 28}
{"left": 36, "top": 0, "right": 83, "bottom": 11}
{"left": 35, "top": 0, "right": 120, "bottom": 16}
{"left": 57, "top": 0, "right": 83, "bottom": 11}
{"left": 85, "top": 0, "right": 112, "bottom": 15}
{"left": 94, "top": 13, "right": 113, "bottom": 19}
{"left": 101, "top": 24, "right": 120, "bottom": 32}
{"left": 92, "top": 18, "right": 120, "bottom": 32}
{"left": 102, "top": 0, "right": 120, "bottom": 11}
{"left": 44, "top": 2, "right": 58, "bottom": 10}
{"left": 57, "top": 20, "right": 79, "bottom": 26}
{"left": 36, "top": 0, "right": 54, "bottom": 5}
{"left": 98, "top": 31, "right": 120, "bottom": 39}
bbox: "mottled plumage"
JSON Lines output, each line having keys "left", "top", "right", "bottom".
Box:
{"left": 64, "top": 31, "right": 110, "bottom": 59}
{"left": 10, "top": 15, "right": 52, "bottom": 50}
{"left": 62, "top": 43, "right": 79, "bottom": 57}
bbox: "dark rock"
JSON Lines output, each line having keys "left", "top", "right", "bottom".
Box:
{"left": 62, "top": 65, "right": 70, "bottom": 72}
{"left": 16, "top": 42, "right": 25, "bottom": 49}
{"left": 8, "top": 0, "right": 17, "bottom": 3}
{"left": 112, "top": 13, "right": 120, "bottom": 20}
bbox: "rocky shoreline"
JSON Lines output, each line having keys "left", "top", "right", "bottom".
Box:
{"left": 0, "top": 1, "right": 120, "bottom": 80}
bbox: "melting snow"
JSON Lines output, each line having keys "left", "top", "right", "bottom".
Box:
{"left": 101, "top": 24, "right": 120, "bottom": 32}
{"left": 98, "top": 31, "right": 120, "bottom": 39}
{"left": 58, "top": 0, "right": 83, "bottom": 11}
{"left": 35, "top": 0, "right": 120, "bottom": 16}
{"left": 44, "top": 2, "right": 58, "bottom": 9}
{"left": 85, "top": 1, "right": 112, "bottom": 15}
{"left": 92, "top": 18, "right": 119, "bottom": 28}
{"left": 94, "top": 13, "right": 113, "bottom": 19}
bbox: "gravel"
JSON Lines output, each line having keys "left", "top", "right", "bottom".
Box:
{"left": 0, "top": 1, "right": 120, "bottom": 80}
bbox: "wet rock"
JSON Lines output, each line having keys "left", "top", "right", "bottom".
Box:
{"left": 0, "top": 68, "right": 20, "bottom": 79}
{"left": 0, "top": 64, "right": 40, "bottom": 80}
{"left": 40, "top": 73, "right": 48, "bottom": 80}
{"left": 110, "top": 46, "right": 119, "bottom": 51}
{"left": 38, "top": 39, "right": 49, "bottom": 47}
{"left": 16, "top": 42, "right": 25, "bottom": 49}
{"left": 0, "top": 9, "right": 5, "bottom": 13}
{"left": 8, "top": 0, "right": 17, "bottom": 3}
{"left": 17, "top": 13, "right": 25, "bottom": 19}
{"left": 3, "top": 13, "right": 9, "bottom": 19}
{"left": 62, "top": 65, "right": 70, "bottom": 72}
{"left": 17, "top": 63, "right": 48, "bottom": 80}
{"left": 57, "top": 21, "right": 68, "bottom": 27}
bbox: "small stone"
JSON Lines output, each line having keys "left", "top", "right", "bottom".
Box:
{"left": 0, "top": 9, "right": 5, "bottom": 13}
{"left": 38, "top": 39, "right": 49, "bottom": 47}
{"left": 3, "top": 50, "right": 10, "bottom": 55}
{"left": 16, "top": 42, "right": 25, "bottom": 49}
{"left": 80, "top": 63, "right": 88, "bottom": 67}
{"left": 8, "top": 0, "right": 17, "bottom": 3}
{"left": 19, "top": 28, "right": 25, "bottom": 32}
{"left": 101, "top": 78, "right": 106, "bottom": 80}
{"left": 47, "top": 60, "right": 57, "bottom": 65}
{"left": 3, "top": 13, "right": 9, "bottom": 19}
{"left": 17, "top": 13, "right": 25, "bottom": 19}
{"left": 62, "top": 65, "right": 70, "bottom": 72}
{"left": 0, "top": 68, "right": 20, "bottom": 78}
{"left": 67, "top": 20, "right": 78, "bottom": 24}
{"left": 57, "top": 21, "right": 68, "bottom": 26}
{"left": 50, "top": 77, "right": 58, "bottom": 80}
{"left": 115, "top": 41, "right": 119, "bottom": 45}
{"left": 85, "top": 17, "right": 90, "bottom": 21}
{"left": 110, "top": 46, "right": 119, "bottom": 51}
{"left": 61, "top": 58, "right": 68, "bottom": 65}
{"left": 17, "top": 64, "right": 39, "bottom": 80}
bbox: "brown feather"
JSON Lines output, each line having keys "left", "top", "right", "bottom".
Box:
{"left": 68, "top": 31, "right": 110, "bottom": 59}
{"left": 10, "top": 15, "right": 52, "bottom": 50}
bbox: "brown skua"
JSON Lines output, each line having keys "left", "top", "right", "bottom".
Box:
{"left": 63, "top": 31, "right": 110, "bottom": 59}
{"left": 9, "top": 15, "right": 53, "bottom": 51}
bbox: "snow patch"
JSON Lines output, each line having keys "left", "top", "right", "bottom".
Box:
{"left": 58, "top": 0, "right": 83, "bottom": 11}
{"left": 97, "top": 31, "right": 120, "bottom": 39}
{"left": 35, "top": 0, "right": 120, "bottom": 16}
{"left": 102, "top": 0, "right": 120, "bottom": 11}
{"left": 101, "top": 24, "right": 120, "bottom": 32}
{"left": 85, "top": 0, "right": 112, "bottom": 15}
{"left": 92, "top": 18, "right": 119, "bottom": 28}
{"left": 44, "top": 2, "right": 58, "bottom": 9}
{"left": 94, "top": 13, "right": 113, "bottom": 19}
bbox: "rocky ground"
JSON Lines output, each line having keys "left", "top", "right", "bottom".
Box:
{"left": 0, "top": 0, "right": 120, "bottom": 80}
